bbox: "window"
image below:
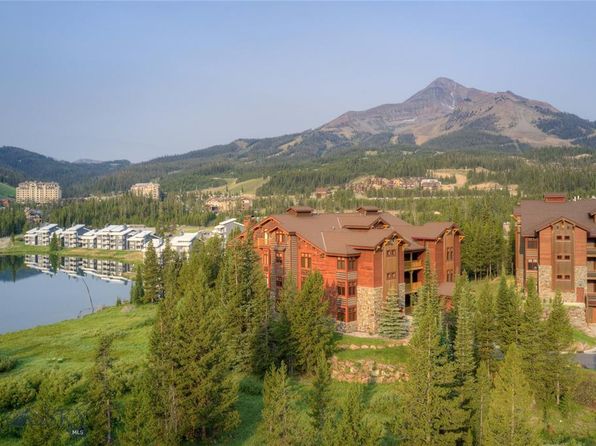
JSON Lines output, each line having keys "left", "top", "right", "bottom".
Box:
{"left": 276, "top": 276, "right": 283, "bottom": 288}
{"left": 556, "top": 254, "right": 571, "bottom": 261}
{"left": 348, "top": 257, "right": 357, "bottom": 271}
{"left": 337, "top": 258, "right": 346, "bottom": 270}
{"left": 527, "top": 259, "right": 538, "bottom": 270}
{"left": 556, "top": 235, "right": 563, "bottom": 241}
{"left": 337, "top": 283, "right": 346, "bottom": 297}
{"left": 301, "top": 253, "right": 312, "bottom": 269}
{"left": 387, "top": 249, "right": 396, "bottom": 257}
{"left": 564, "top": 235, "right": 571, "bottom": 240}
{"left": 447, "top": 270, "right": 454, "bottom": 282}
{"left": 446, "top": 247, "right": 454, "bottom": 261}
{"left": 348, "top": 307, "right": 357, "bottom": 322}
{"left": 263, "top": 252, "right": 270, "bottom": 266}
{"left": 386, "top": 272, "right": 396, "bottom": 280}
{"left": 527, "top": 238, "right": 538, "bottom": 249}
{"left": 275, "top": 252, "right": 283, "bottom": 264}
{"left": 348, "top": 281, "right": 357, "bottom": 296}
{"left": 275, "top": 232, "right": 285, "bottom": 244}
{"left": 336, "top": 307, "right": 346, "bottom": 322}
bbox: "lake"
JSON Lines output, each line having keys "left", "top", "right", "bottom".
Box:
{"left": 0, "top": 255, "right": 132, "bottom": 334}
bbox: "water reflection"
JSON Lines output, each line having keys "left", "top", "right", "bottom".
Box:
{"left": 23, "top": 255, "right": 132, "bottom": 284}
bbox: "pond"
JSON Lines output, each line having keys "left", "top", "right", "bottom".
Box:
{"left": 0, "top": 255, "right": 133, "bottom": 334}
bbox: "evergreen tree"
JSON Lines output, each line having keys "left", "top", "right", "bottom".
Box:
{"left": 308, "top": 352, "right": 332, "bottom": 437}
{"left": 289, "top": 270, "right": 335, "bottom": 375}
{"left": 120, "top": 371, "right": 156, "bottom": 445}
{"left": 378, "top": 286, "right": 409, "bottom": 340}
{"left": 322, "top": 385, "right": 384, "bottom": 446}
{"left": 260, "top": 362, "right": 302, "bottom": 446}
{"left": 143, "top": 240, "right": 161, "bottom": 303}
{"left": 49, "top": 232, "right": 61, "bottom": 252}
{"left": 400, "top": 263, "right": 466, "bottom": 445}
{"left": 174, "top": 267, "right": 239, "bottom": 442}
{"left": 495, "top": 275, "right": 520, "bottom": 350}
{"left": 271, "top": 276, "right": 298, "bottom": 371}
{"left": 22, "top": 375, "right": 68, "bottom": 446}
{"left": 86, "top": 335, "right": 117, "bottom": 446}
{"left": 518, "top": 278, "right": 545, "bottom": 395}
{"left": 130, "top": 265, "right": 144, "bottom": 304}
{"left": 475, "top": 283, "right": 496, "bottom": 368}
{"left": 542, "top": 291, "right": 574, "bottom": 406}
{"left": 486, "top": 344, "right": 540, "bottom": 446}
{"left": 472, "top": 361, "right": 492, "bottom": 446}
{"left": 160, "top": 238, "right": 181, "bottom": 298}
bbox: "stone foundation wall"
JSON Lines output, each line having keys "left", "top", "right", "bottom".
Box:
{"left": 356, "top": 286, "right": 383, "bottom": 334}
{"left": 398, "top": 283, "right": 406, "bottom": 305}
{"left": 330, "top": 356, "right": 408, "bottom": 384}
{"left": 538, "top": 265, "right": 553, "bottom": 301}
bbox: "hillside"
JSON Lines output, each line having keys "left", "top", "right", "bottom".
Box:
{"left": 0, "top": 183, "right": 15, "bottom": 199}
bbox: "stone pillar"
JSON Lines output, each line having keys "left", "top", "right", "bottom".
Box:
{"left": 538, "top": 265, "right": 552, "bottom": 301}
{"left": 356, "top": 286, "right": 383, "bottom": 334}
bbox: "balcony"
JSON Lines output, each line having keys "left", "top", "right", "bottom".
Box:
{"left": 405, "top": 282, "right": 422, "bottom": 293}
{"left": 588, "top": 247, "right": 596, "bottom": 257}
{"left": 587, "top": 293, "right": 596, "bottom": 307}
{"left": 588, "top": 270, "right": 596, "bottom": 280}
{"left": 404, "top": 259, "right": 423, "bottom": 270}
{"left": 255, "top": 238, "right": 268, "bottom": 248}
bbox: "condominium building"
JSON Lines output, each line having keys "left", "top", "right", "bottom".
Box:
{"left": 244, "top": 206, "right": 462, "bottom": 333}
{"left": 130, "top": 182, "right": 160, "bottom": 200}
{"left": 62, "top": 224, "right": 90, "bottom": 248}
{"left": 80, "top": 230, "right": 98, "bottom": 249}
{"left": 16, "top": 181, "right": 62, "bottom": 204}
{"left": 170, "top": 232, "right": 199, "bottom": 256}
{"left": 514, "top": 194, "right": 596, "bottom": 322}
{"left": 24, "top": 224, "right": 62, "bottom": 246}
{"left": 128, "top": 230, "right": 162, "bottom": 251}
{"left": 96, "top": 225, "right": 137, "bottom": 250}
{"left": 212, "top": 218, "right": 244, "bottom": 240}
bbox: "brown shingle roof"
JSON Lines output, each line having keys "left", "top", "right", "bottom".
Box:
{"left": 514, "top": 198, "right": 596, "bottom": 237}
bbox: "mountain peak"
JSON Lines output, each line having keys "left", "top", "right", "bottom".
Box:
{"left": 426, "top": 77, "right": 462, "bottom": 89}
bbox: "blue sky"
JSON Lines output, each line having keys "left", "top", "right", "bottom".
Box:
{"left": 1, "top": 2, "right": 595, "bottom": 162}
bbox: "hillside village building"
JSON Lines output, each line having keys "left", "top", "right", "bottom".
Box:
{"left": 244, "top": 206, "right": 462, "bottom": 333}
{"left": 514, "top": 194, "right": 596, "bottom": 322}
{"left": 16, "top": 181, "right": 62, "bottom": 204}
{"left": 24, "top": 224, "right": 62, "bottom": 246}
{"left": 212, "top": 218, "right": 245, "bottom": 240}
{"left": 96, "top": 225, "right": 136, "bottom": 250}
{"left": 169, "top": 232, "right": 199, "bottom": 255}
{"left": 127, "top": 230, "right": 162, "bottom": 251}
{"left": 62, "top": 224, "right": 90, "bottom": 248}
{"left": 130, "top": 182, "right": 160, "bottom": 200}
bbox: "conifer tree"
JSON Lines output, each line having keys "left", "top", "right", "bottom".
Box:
{"left": 271, "top": 276, "right": 298, "bottom": 371}
{"left": 22, "top": 375, "right": 68, "bottom": 446}
{"left": 174, "top": 267, "right": 239, "bottom": 442}
{"left": 160, "top": 238, "right": 181, "bottom": 298}
{"left": 322, "top": 385, "right": 384, "bottom": 446}
{"left": 130, "top": 265, "right": 144, "bottom": 304}
{"left": 475, "top": 283, "right": 496, "bottom": 368}
{"left": 143, "top": 240, "right": 161, "bottom": 303}
{"left": 289, "top": 270, "right": 335, "bottom": 375}
{"left": 378, "top": 286, "right": 409, "bottom": 340}
{"left": 542, "top": 291, "right": 574, "bottom": 406}
{"left": 260, "top": 362, "right": 302, "bottom": 446}
{"left": 495, "top": 275, "right": 520, "bottom": 350}
{"left": 86, "top": 335, "right": 117, "bottom": 446}
{"left": 120, "top": 371, "right": 156, "bottom": 446}
{"left": 472, "top": 360, "right": 492, "bottom": 446}
{"left": 486, "top": 344, "right": 540, "bottom": 446}
{"left": 308, "top": 352, "right": 332, "bottom": 437}
{"left": 49, "top": 232, "right": 61, "bottom": 252}
{"left": 400, "top": 262, "right": 466, "bottom": 445}
{"left": 518, "top": 277, "right": 545, "bottom": 393}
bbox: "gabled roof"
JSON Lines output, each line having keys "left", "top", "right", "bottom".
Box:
{"left": 514, "top": 198, "right": 596, "bottom": 237}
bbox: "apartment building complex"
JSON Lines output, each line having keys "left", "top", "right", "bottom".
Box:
{"left": 130, "top": 182, "right": 160, "bottom": 200}
{"left": 23, "top": 223, "right": 62, "bottom": 246}
{"left": 244, "top": 206, "right": 462, "bottom": 333}
{"left": 62, "top": 224, "right": 90, "bottom": 248}
{"left": 514, "top": 194, "right": 596, "bottom": 322}
{"left": 16, "top": 181, "right": 62, "bottom": 204}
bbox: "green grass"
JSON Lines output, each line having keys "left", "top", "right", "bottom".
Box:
{"left": 572, "top": 328, "right": 596, "bottom": 347}
{"left": 335, "top": 345, "right": 410, "bottom": 366}
{"left": 335, "top": 333, "right": 395, "bottom": 347}
{"left": 203, "top": 177, "right": 268, "bottom": 196}
{"left": 0, "top": 183, "right": 15, "bottom": 199}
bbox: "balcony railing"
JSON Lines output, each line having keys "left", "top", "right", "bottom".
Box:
{"left": 404, "top": 259, "right": 423, "bottom": 270}
{"left": 255, "top": 238, "right": 268, "bottom": 248}
{"left": 588, "top": 247, "right": 596, "bottom": 257}
{"left": 587, "top": 293, "right": 596, "bottom": 307}
{"left": 588, "top": 270, "right": 596, "bottom": 280}
{"left": 405, "top": 282, "right": 422, "bottom": 293}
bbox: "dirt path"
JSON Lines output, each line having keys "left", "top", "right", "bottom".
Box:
{"left": 0, "top": 237, "right": 11, "bottom": 249}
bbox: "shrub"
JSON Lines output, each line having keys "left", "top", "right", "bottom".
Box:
{"left": 0, "top": 355, "right": 17, "bottom": 373}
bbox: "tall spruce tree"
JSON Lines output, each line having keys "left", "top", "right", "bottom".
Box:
{"left": 86, "top": 335, "right": 117, "bottom": 446}
{"left": 308, "top": 352, "right": 332, "bottom": 438}
{"left": 495, "top": 275, "right": 520, "bottom": 350}
{"left": 271, "top": 276, "right": 298, "bottom": 371}
{"left": 472, "top": 361, "right": 492, "bottom": 446}
{"left": 260, "top": 362, "right": 302, "bottom": 446}
{"left": 288, "top": 270, "right": 335, "bottom": 375}
{"left": 475, "top": 283, "right": 496, "bottom": 368}
{"left": 130, "top": 265, "right": 144, "bottom": 304}
{"left": 400, "top": 262, "right": 466, "bottom": 445}
{"left": 378, "top": 286, "right": 409, "bottom": 340}
{"left": 143, "top": 240, "right": 161, "bottom": 303}
{"left": 120, "top": 371, "right": 156, "bottom": 446}
{"left": 518, "top": 277, "right": 545, "bottom": 395}
{"left": 542, "top": 291, "right": 574, "bottom": 406}
{"left": 160, "top": 238, "right": 181, "bottom": 298}
{"left": 22, "top": 375, "right": 68, "bottom": 446}
{"left": 486, "top": 344, "right": 540, "bottom": 446}
{"left": 174, "top": 267, "right": 239, "bottom": 442}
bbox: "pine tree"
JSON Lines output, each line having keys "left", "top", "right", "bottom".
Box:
{"left": 120, "top": 371, "right": 156, "bottom": 445}
{"left": 289, "top": 270, "right": 335, "bottom": 375}
{"left": 486, "top": 344, "right": 540, "bottom": 446}
{"left": 160, "top": 238, "right": 181, "bottom": 299}
{"left": 475, "top": 283, "right": 496, "bottom": 368}
{"left": 472, "top": 360, "right": 492, "bottom": 446}
{"left": 495, "top": 275, "right": 520, "bottom": 350}
{"left": 518, "top": 277, "right": 545, "bottom": 395}
{"left": 130, "top": 265, "right": 144, "bottom": 304}
{"left": 22, "top": 375, "right": 68, "bottom": 446}
{"left": 49, "top": 232, "right": 61, "bottom": 252}
{"left": 542, "top": 291, "right": 574, "bottom": 406}
{"left": 378, "top": 286, "right": 409, "bottom": 340}
{"left": 308, "top": 352, "right": 331, "bottom": 437}
{"left": 322, "top": 385, "right": 384, "bottom": 446}
{"left": 400, "top": 262, "right": 466, "bottom": 445}
{"left": 143, "top": 240, "right": 161, "bottom": 303}
{"left": 260, "top": 362, "right": 302, "bottom": 446}
{"left": 86, "top": 335, "right": 117, "bottom": 446}
{"left": 271, "top": 276, "right": 298, "bottom": 371}
{"left": 174, "top": 267, "right": 239, "bottom": 442}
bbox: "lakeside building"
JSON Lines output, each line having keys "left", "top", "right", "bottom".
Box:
{"left": 24, "top": 224, "right": 62, "bottom": 246}
{"left": 62, "top": 224, "right": 90, "bottom": 248}
{"left": 212, "top": 218, "right": 245, "bottom": 240}
{"left": 96, "top": 225, "right": 137, "bottom": 250}
{"left": 130, "top": 182, "right": 161, "bottom": 200}
{"left": 80, "top": 230, "right": 98, "bottom": 249}
{"left": 170, "top": 232, "right": 199, "bottom": 256}
{"left": 127, "top": 230, "right": 162, "bottom": 251}
{"left": 514, "top": 194, "right": 596, "bottom": 322}
{"left": 16, "top": 181, "right": 62, "bottom": 204}
{"left": 243, "top": 206, "right": 462, "bottom": 333}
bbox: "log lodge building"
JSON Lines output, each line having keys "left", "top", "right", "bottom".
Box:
{"left": 245, "top": 206, "right": 462, "bottom": 333}
{"left": 514, "top": 194, "right": 596, "bottom": 322}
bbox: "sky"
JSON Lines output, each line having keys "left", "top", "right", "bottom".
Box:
{"left": 1, "top": 2, "right": 595, "bottom": 162}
